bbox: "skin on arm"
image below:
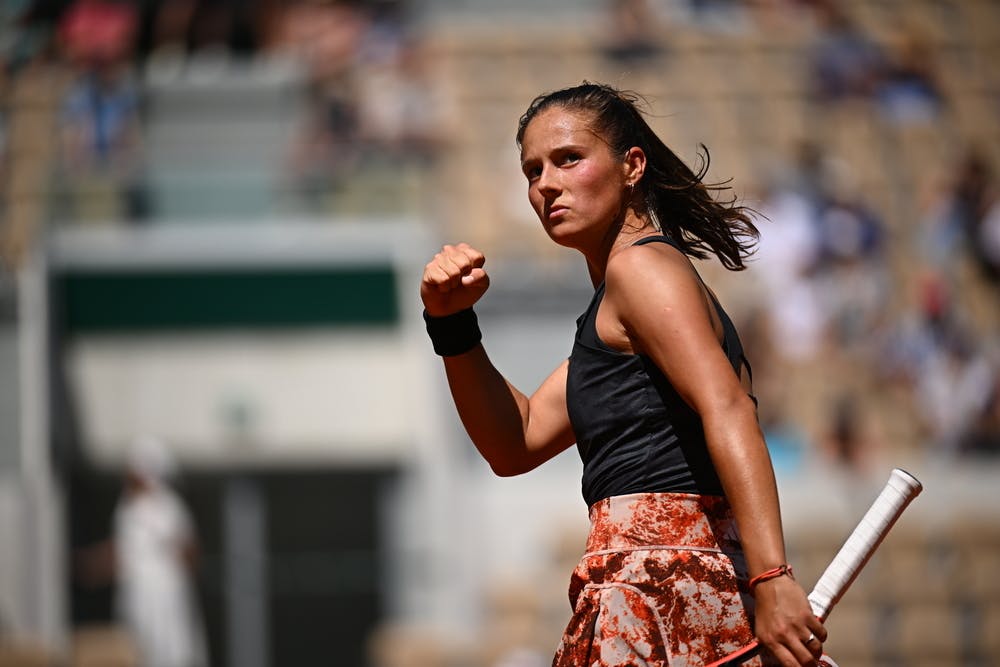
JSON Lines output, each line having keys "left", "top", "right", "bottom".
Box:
{"left": 443, "top": 354, "right": 576, "bottom": 476}
{"left": 421, "top": 243, "right": 577, "bottom": 476}
{"left": 600, "top": 242, "right": 826, "bottom": 666}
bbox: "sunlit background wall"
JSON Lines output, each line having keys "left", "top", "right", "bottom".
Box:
{"left": 0, "top": 0, "right": 998, "bottom": 665}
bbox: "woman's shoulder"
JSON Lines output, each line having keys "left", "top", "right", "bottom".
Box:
{"left": 604, "top": 236, "right": 706, "bottom": 321}
{"left": 607, "top": 235, "right": 697, "bottom": 286}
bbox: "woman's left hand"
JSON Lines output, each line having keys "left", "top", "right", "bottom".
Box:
{"left": 753, "top": 575, "right": 827, "bottom": 666}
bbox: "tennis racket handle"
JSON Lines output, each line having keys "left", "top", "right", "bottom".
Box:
{"left": 807, "top": 468, "right": 922, "bottom": 621}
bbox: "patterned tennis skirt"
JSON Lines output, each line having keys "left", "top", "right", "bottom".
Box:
{"left": 552, "top": 492, "right": 768, "bottom": 667}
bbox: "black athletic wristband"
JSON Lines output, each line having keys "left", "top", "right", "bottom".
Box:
{"left": 423, "top": 308, "right": 482, "bottom": 357}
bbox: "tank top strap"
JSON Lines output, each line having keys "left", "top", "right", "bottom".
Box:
{"left": 633, "top": 234, "right": 680, "bottom": 250}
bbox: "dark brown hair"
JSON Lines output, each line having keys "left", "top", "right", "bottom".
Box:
{"left": 516, "top": 82, "right": 759, "bottom": 270}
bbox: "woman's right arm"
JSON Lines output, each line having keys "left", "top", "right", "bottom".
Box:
{"left": 422, "top": 244, "right": 576, "bottom": 476}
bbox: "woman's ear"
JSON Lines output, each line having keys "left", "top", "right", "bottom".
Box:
{"left": 624, "top": 146, "right": 646, "bottom": 186}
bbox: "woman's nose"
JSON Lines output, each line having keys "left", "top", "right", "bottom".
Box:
{"left": 537, "top": 166, "right": 559, "bottom": 194}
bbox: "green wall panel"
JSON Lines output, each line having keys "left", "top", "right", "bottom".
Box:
{"left": 56, "top": 267, "right": 399, "bottom": 333}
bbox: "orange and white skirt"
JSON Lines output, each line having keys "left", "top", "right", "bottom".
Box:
{"left": 553, "top": 492, "right": 768, "bottom": 667}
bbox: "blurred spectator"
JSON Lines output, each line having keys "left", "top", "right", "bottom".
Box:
{"left": 876, "top": 270, "right": 978, "bottom": 385}
{"left": 355, "top": 35, "right": 446, "bottom": 161}
{"left": 875, "top": 25, "right": 945, "bottom": 127}
{"left": 944, "top": 151, "right": 994, "bottom": 243}
{"left": 135, "top": 0, "right": 261, "bottom": 62}
{"left": 916, "top": 337, "right": 994, "bottom": 453}
{"left": 785, "top": 139, "right": 829, "bottom": 211}
{"left": 915, "top": 270, "right": 966, "bottom": 352}
{"left": 57, "top": 0, "right": 148, "bottom": 222}
{"left": 812, "top": 159, "right": 888, "bottom": 350}
{"left": 807, "top": 0, "right": 884, "bottom": 103}
{"left": 185, "top": 0, "right": 257, "bottom": 55}
{"left": 74, "top": 436, "right": 208, "bottom": 667}
{"left": 952, "top": 152, "right": 998, "bottom": 284}
{"left": 978, "top": 196, "right": 1000, "bottom": 284}
{"left": 139, "top": 0, "right": 198, "bottom": 59}
{"left": 819, "top": 393, "right": 876, "bottom": 472}
{"left": 353, "top": 1, "right": 449, "bottom": 166}
{"left": 275, "top": 0, "right": 368, "bottom": 207}
{"left": 276, "top": 0, "right": 440, "bottom": 208}
{"left": 269, "top": 0, "right": 368, "bottom": 86}
{"left": 753, "top": 171, "right": 825, "bottom": 363}
{"left": 2, "top": 1, "right": 57, "bottom": 71}
{"left": 813, "top": 164, "right": 884, "bottom": 266}
{"left": 753, "top": 142, "right": 889, "bottom": 360}
{"left": 875, "top": 299, "right": 938, "bottom": 390}
{"left": 58, "top": 0, "right": 136, "bottom": 65}
{"left": 285, "top": 75, "right": 360, "bottom": 208}
{"left": 959, "top": 370, "right": 1000, "bottom": 456}
{"left": 601, "top": 0, "right": 665, "bottom": 67}
{"left": 115, "top": 436, "right": 208, "bottom": 667}
{"left": 878, "top": 267, "right": 995, "bottom": 454}
{"left": 59, "top": 63, "right": 148, "bottom": 222}
{"left": 919, "top": 149, "right": 999, "bottom": 286}
{"left": 357, "top": 0, "right": 409, "bottom": 66}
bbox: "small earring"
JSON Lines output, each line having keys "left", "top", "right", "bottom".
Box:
{"left": 627, "top": 182, "right": 635, "bottom": 196}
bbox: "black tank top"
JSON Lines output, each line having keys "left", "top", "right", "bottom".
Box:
{"left": 565, "top": 235, "right": 754, "bottom": 506}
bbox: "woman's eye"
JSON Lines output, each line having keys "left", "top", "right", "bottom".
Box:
{"left": 562, "top": 154, "right": 580, "bottom": 165}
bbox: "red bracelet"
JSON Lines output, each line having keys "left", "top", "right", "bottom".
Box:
{"left": 748, "top": 564, "right": 794, "bottom": 591}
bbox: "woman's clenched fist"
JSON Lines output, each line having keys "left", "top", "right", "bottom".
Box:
{"left": 420, "top": 243, "right": 491, "bottom": 317}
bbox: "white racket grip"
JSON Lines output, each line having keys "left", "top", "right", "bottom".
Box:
{"left": 807, "top": 468, "right": 923, "bottom": 621}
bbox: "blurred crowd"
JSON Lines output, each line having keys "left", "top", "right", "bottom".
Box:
{"left": 594, "top": 0, "right": 1000, "bottom": 470}
{"left": 0, "top": 0, "right": 996, "bottom": 457}
{"left": 749, "top": 136, "right": 1000, "bottom": 471}
{"left": 747, "top": 1, "right": 999, "bottom": 469}
{"left": 0, "top": 0, "right": 445, "bottom": 245}
{"left": 0, "top": 2, "right": 996, "bottom": 445}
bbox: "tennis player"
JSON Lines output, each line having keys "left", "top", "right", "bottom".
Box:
{"left": 421, "top": 82, "right": 827, "bottom": 666}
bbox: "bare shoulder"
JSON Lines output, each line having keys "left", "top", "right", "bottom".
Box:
{"left": 604, "top": 240, "right": 723, "bottom": 359}
{"left": 605, "top": 239, "right": 701, "bottom": 303}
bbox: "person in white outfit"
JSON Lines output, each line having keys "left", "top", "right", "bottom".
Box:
{"left": 114, "top": 436, "right": 208, "bottom": 667}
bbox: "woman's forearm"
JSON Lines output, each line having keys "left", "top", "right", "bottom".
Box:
{"left": 442, "top": 346, "right": 534, "bottom": 475}
{"left": 442, "top": 349, "right": 572, "bottom": 476}
{"left": 702, "top": 397, "right": 788, "bottom": 577}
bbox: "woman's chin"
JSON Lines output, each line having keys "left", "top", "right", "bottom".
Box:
{"left": 544, "top": 219, "right": 578, "bottom": 239}
{"left": 545, "top": 227, "right": 580, "bottom": 249}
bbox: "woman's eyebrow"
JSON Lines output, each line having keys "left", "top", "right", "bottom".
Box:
{"left": 521, "top": 142, "right": 587, "bottom": 165}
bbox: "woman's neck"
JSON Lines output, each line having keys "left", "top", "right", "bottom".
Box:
{"left": 584, "top": 212, "right": 657, "bottom": 286}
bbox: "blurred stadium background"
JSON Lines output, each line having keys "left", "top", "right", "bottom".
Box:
{"left": 0, "top": 0, "right": 998, "bottom": 665}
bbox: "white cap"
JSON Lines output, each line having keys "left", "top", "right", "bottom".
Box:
{"left": 126, "top": 435, "right": 178, "bottom": 484}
